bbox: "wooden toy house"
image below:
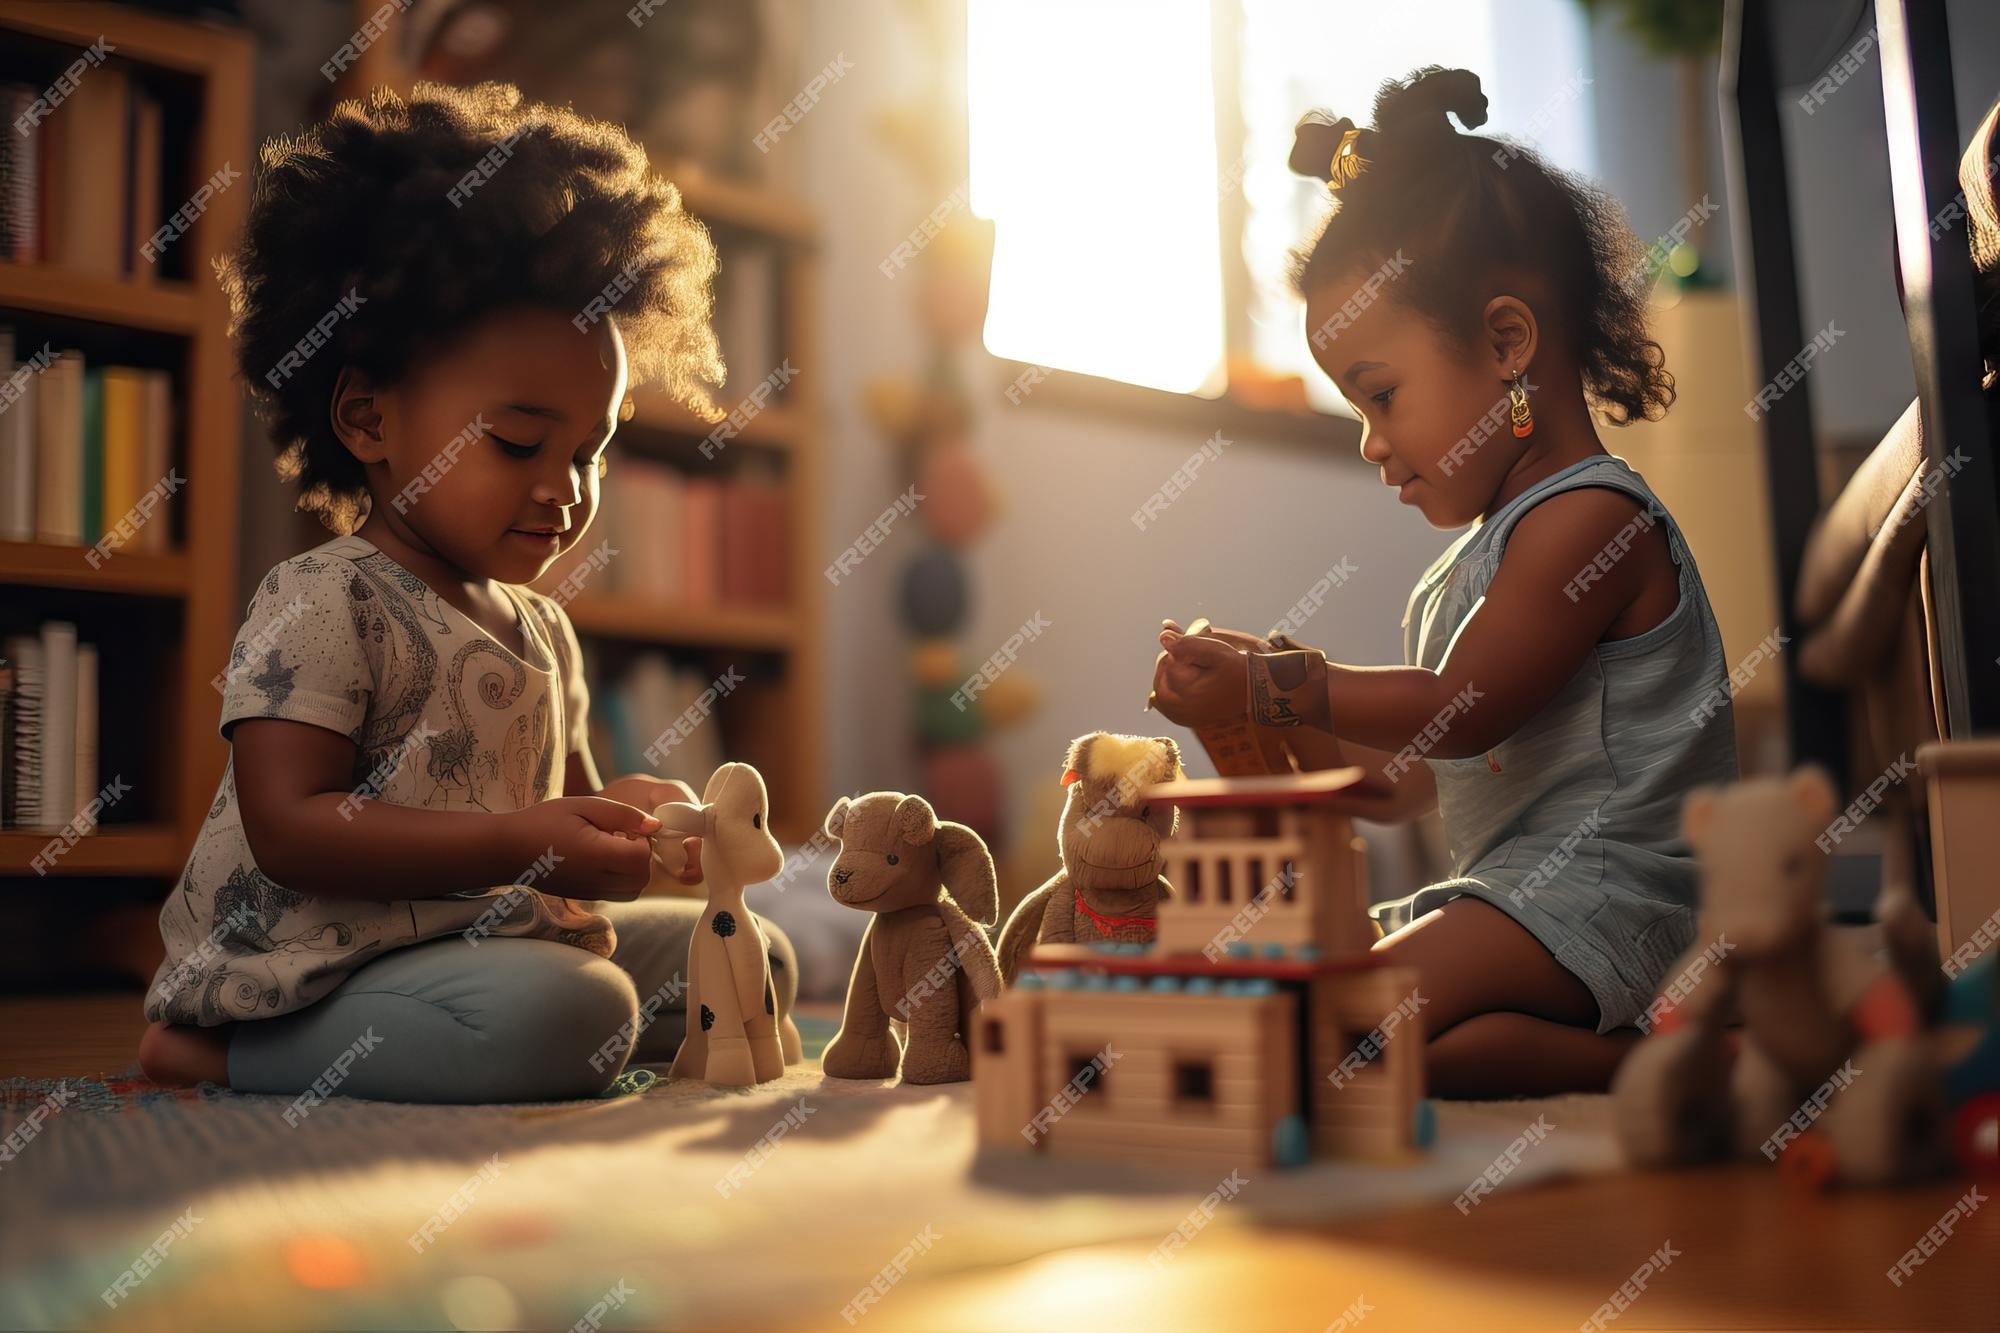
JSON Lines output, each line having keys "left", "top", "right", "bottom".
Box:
{"left": 973, "top": 768, "right": 1430, "bottom": 1169}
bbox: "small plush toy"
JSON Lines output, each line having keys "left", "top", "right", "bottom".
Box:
{"left": 652, "top": 763, "right": 799, "bottom": 1085}
{"left": 996, "top": 732, "right": 1181, "bottom": 985}
{"left": 1612, "top": 768, "right": 1947, "bottom": 1185}
{"left": 821, "top": 792, "right": 1002, "bottom": 1084}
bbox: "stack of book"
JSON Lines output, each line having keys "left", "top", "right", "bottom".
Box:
{"left": 1, "top": 622, "right": 99, "bottom": 834}
{"left": 540, "top": 457, "right": 789, "bottom": 607}
{"left": 0, "top": 329, "right": 175, "bottom": 549}
{"left": 0, "top": 68, "right": 168, "bottom": 276}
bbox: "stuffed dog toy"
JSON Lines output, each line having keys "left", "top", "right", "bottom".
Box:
{"left": 821, "top": 792, "right": 1002, "bottom": 1084}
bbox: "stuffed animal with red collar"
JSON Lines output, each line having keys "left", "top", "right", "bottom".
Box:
{"left": 997, "top": 732, "right": 1182, "bottom": 985}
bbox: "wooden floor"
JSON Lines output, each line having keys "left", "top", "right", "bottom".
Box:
{"left": 1, "top": 992, "right": 150, "bottom": 1080}
{"left": 7, "top": 995, "right": 1995, "bottom": 1331}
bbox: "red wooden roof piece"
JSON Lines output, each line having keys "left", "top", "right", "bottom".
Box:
{"left": 1137, "top": 766, "right": 1374, "bottom": 808}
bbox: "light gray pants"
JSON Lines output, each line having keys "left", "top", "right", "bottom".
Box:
{"left": 226, "top": 899, "right": 798, "bottom": 1104}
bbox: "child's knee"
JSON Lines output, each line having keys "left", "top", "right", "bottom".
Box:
{"left": 519, "top": 955, "right": 641, "bottom": 1087}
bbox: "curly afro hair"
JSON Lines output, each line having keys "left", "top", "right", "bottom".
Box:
{"left": 1289, "top": 67, "right": 1673, "bottom": 426}
{"left": 217, "top": 81, "right": 723, "bottom": 532}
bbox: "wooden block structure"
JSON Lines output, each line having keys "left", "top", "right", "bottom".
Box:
{"left": 1148, "top": 768, "right": 1376, "bottom": 960}
{"left": 1310, "top": 963, "right": 1426, "bottom": 1158}
{"left": 971, "top": 988, "right": 1044, "bottom": 1153}
{"left": 972, "top": 770, "right": 1430, "bottom": 1169}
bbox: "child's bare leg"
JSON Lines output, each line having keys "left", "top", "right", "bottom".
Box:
{"left": 1372, "top": 896, "right": 1622, "bottom": 1098}
{"left": 1424, "top": 1012, "right": 1642, "bottom": 1097}
{"left": 138, "top": 1021, "right": 232, "bottom": 1087}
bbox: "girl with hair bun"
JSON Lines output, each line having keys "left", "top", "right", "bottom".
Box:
{"left": 1152, "top": 67, "right": 1737, "bottom": 1098}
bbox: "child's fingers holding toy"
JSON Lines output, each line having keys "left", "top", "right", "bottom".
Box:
{"left": 514, "top": 796, "right": 662, "bottom": 901}
{"left": 1147, "top": 630, "right": 1250, "bottom": 726}
{"left": 1161, "top": 618, "right": 1272, "bottom": 654}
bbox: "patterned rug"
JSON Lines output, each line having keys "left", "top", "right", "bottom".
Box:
{"left": 0, "top": 1026, "right": 1620, "bottom": 1331}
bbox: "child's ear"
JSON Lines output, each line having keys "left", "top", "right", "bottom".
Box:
{"left": 1480, "top": 295, "right": 1539, "bottom": 379}
{"left": 331, "top": 367, "right": 389, "bottom": 463}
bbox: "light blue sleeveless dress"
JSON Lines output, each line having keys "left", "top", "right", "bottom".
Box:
{"left": 1370, "top": 455, "right": 1740, "bottom": 1032}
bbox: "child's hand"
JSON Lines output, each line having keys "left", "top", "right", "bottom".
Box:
{"left": 1160, "top": 619, "right": 1273, "bottom": 654}
{"left": 510, "top": 797, "right": 662, "bottom": 902}
{"left": 1149, "top": 624, "right": 1250, "bottom": 726}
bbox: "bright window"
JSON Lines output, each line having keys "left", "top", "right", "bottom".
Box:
{"left": 967, "top": 0, "right": 1597, "bottom": 410}
{"left": 967, "top": 0, "right": 1227, "bottom": 395}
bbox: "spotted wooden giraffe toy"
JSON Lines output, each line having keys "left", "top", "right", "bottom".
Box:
{"left": 652, "top": 763, "right": 794, "bottom": 1085}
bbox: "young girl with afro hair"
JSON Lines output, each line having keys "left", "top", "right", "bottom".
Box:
{"left": 140, "top": 82, "right": 802, "bottom": 1101}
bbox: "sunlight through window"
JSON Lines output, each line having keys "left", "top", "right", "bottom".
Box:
{"left": 968, "top": 0, "right": 1595, "bottom": 407}
{"left": 967, "top": 0, "right": 1227, "bottom": 395}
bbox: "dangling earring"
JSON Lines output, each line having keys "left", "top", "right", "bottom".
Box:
{"left": 1508, "top": 373, "right": 1534, "bottom": 438}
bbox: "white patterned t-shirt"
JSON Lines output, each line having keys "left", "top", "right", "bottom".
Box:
{"left": 146, "top": 534, "right": 612, "bottom": 1027}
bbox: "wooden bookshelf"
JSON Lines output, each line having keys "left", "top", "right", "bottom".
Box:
{"left": 0, "top": 825, "right": 185, "bottom": 877}
{"left": 0, "top": 265, "right": 200, "bottom": 335}
{"left": 338, "top": 6, "right": 829, "bottom": 843}
{"left": 0, "top": 540, "right": 191, "bottom": 597}
{"left": 0, "top": 2, "right": 250, "bottom": 876}
{"left": 627, "top": 386, "right": 809, "bottom": 452}
{"left": 564, "top": 597, "right": 796, "bottom": 653}
{"left": 615, "top": 212, "right": 825, "bottom": 844}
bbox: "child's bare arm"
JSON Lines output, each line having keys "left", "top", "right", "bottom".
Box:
{"left": 234, "top": 719, "right": 658, "bottom": 901}
{"left": 1318, "top": 489, "right": 1668, "bottom": 757}
{"left": 1153, "top": 490, "right": 1666, "bottom": 760}
{"left": 1332, "top": 736, "right": 1438, "bottom": 822}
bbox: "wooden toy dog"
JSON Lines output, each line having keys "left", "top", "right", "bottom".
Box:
{"left": 652, "top": 763, "right": 799, "bottom": 1085}
{"left": 996, "top": 732, "right": 1182, "bottom": 984}
{"left": 1611, "top": 768, "right": 1947, "bottom": 1184}
{"left": 821, "top": 792, "right": 1002, "bottom": 1084}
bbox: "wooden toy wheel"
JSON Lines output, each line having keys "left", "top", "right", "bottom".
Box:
{"left": 1412, "top": 1098, "right": 1438, "bottom": 1150}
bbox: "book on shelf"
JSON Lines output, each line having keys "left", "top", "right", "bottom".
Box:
{"left": 534, "top": 457, "right": 789, "bottom": 612}
{"left": 73, "top": 642, "right": 97, "bottom": 834}
{"left": 592, "top": 650, "right": 727, "bottom": 785}
{"left": 34, "top": 351, "right": 82, "bottom": 545}
{"left": 0, "top": 86, "right": 40, "bottom": 264}
{"left": 0, "top": 621, "right": 98, "bottom": 833}
{"left": 0, "top": 332, "right": 174, "bottom": 550}
{"left": 0, "top": 69, "right": 167, "bottom": 275}
{"left": 0, "top": 653, "right": 12, "bottom": 828}
{"left": 716, "top": 239, "right": 780, "bottom": 396}
{"left": 681, "top": 476, "right": 720, "bottom": 608}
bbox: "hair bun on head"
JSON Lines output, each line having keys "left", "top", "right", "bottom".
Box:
{"left": 1289, "top": 67, "right": 1487, "bottom": 191}
{"left": 1289, "top": 111, "right": 1377, "bottom": 189}
{"left": 1374, "top": 65, "right": 1488, "bottom": 139}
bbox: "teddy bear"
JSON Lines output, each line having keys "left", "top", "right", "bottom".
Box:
{"left": 1611, "top": 767, "right": 1949, "bottom": 1184}
{"left": 820, "top": 792, "right": 1002, "bottom": 1085}
{"left": 652, "top": 762, "right": 799, "bottom": 1085}
{"left": 995, "top": 732, "right": 1182, "bottom": 985}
